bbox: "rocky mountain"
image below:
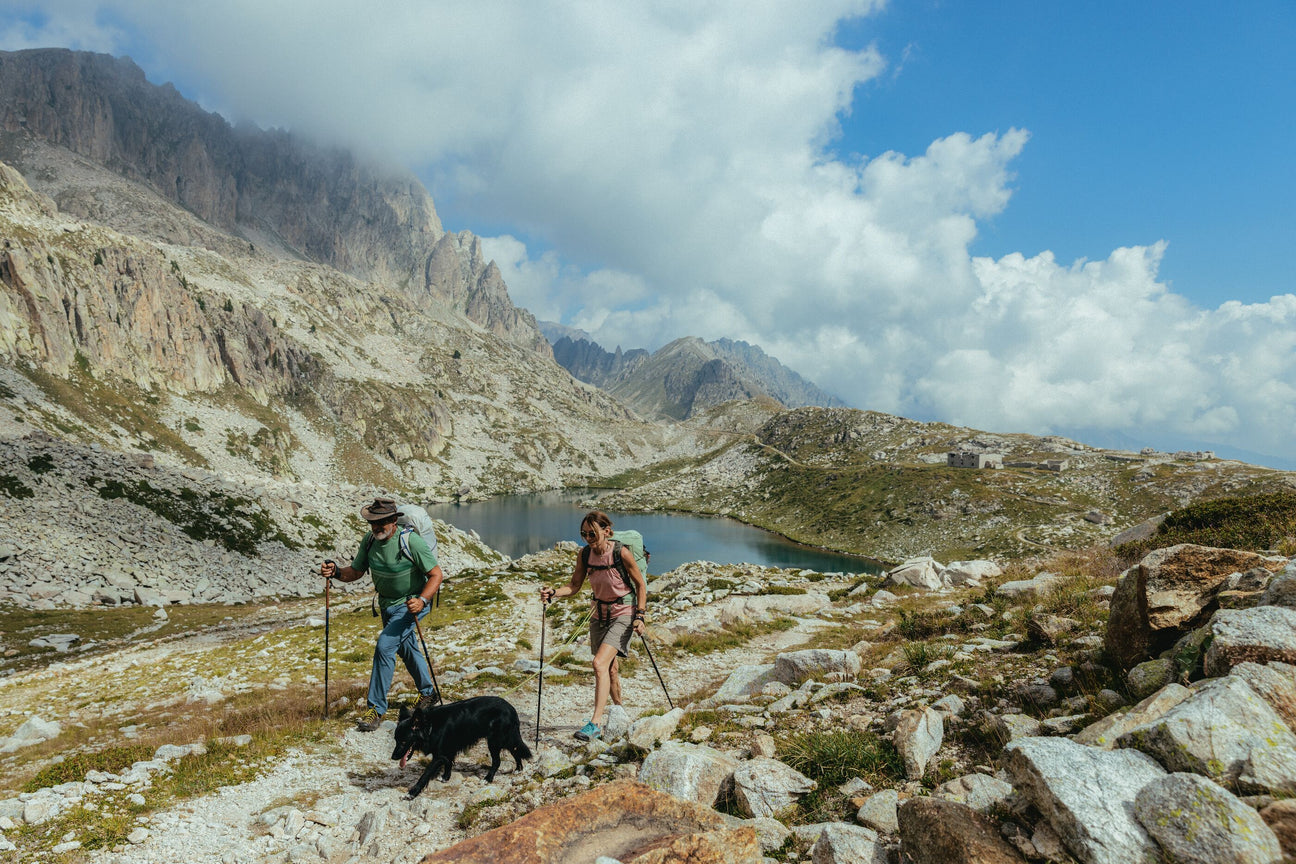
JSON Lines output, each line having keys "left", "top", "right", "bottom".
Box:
{"left": 551, "top": 333, "right": 845, "bottom": 420}
{"left": 0, "top": 48, "right": 548, "bottom": 356}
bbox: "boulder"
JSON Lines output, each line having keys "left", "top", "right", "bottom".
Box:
{"left": 715, "top": 593, "right": 831, "bottom": 626}
{"left": 773, "top": 649, "right": 861, "bottom": 686}
{"left": 995, "top": 571, "right": 1065, "bottom": 599}
{"left": 603, "top": 705, "right": 631, "bottom": 740}
{"left": 1133, "top": 773, "right": 1282, "bottom": 864}
{"left": 943, "top": 560, "right": 1002, "bottom": 587}
{"left": 897, "top": 797, "right": 1026, "bottom": 864}
{"left": 892, "top": 707, "right": 943, "bottom": 780}
{"left": 731, "top": 757, "right": 815, "bottom": 818}
{"left": 639, "top": 743, "right": 738, "bottom": 807}
{"left": 885, "top": 557, "right": 944, "bottom": 591}
{"left": 807, "top": 823, "right": 887, "bottom": 864}
{"left": 1026, "top": 614, "right": 1078, "bottom": 645}
{"left": 1230, "top": 661, "right": 1296, "bottom": 732}
{"left": 1259, "top": 560, "right": 1296, "bottom": 608}
{"left": 1115, "top": 675, "right": 1296, "bottom": 795}
{"left": 1204, "top": 607, "right": 1296, "bottom": 676}
{"left": 1004, "top": 736, "right": 1166, "bottom": 864}
{"left": 854, "top": 789, "right": 898, "bottom": 834}
{"left": 627, "top": 708, "right": 684, "bottom": 751}
{"left": 932, "top": 773, "right": 1014, "bottom": 813}
{"left": 1072, "top": 683, "right": 1192, "bottom": 749}
{"left": 1125, "top": 658, "right": 1175, "bottom": 700}
{"left": 705, "top": 665, "right": 780, "bottom": 706}
{"left": 418, "top": 780, "right": 759, "bottom": 864}
{"left": 1104, "top": 545, "right": 1284, "bottom": 669}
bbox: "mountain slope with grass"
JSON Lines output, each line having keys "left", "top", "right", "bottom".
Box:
{"left": 599, "top": 407, "right": 1296, "bottom": 563}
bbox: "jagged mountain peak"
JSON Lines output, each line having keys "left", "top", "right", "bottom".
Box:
{"left": 548, "top": 329, "right": 845, "bottom": 421}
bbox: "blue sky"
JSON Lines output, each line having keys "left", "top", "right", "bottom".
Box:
{"left": 837, "top": 1, "right": 1296, "bottom": 308}
{"left": 2, "top": 1, "right": 1294, "bottom": 466}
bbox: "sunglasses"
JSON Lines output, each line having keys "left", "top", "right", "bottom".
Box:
{"left": 580, "top": 529, "right": 600, "bottom": 539}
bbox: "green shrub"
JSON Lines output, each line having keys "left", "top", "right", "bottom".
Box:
{"left": 0, "top": 473, "right": 34, "bottom": 498}
{"left": 1116, "top": 492, "right": 1296, "bottom": 560}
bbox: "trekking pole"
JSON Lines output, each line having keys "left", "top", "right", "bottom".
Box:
{"left": 639, "top": 633, "right": 674, "bottom": 710}
{"left": 412, "top": 614, "right": 442, "bottom": 704}
{"left": 323, "top": 561, "right": 333, "bottom": 719}
{"left": 537, "top": 597, "right": 547, "bottom": 748}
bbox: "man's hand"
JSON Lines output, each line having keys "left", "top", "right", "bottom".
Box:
{"left": 540, "top": 587, "right": 556, "bottom": 604}
{"left": 321, "top": 560, "right": 336, "bottom": 580}
{"left": 406, "top": 595, "right": 427, "bottom": 614}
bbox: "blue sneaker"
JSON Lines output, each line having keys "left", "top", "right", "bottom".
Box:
{"left": 574, "top": 720, "right": 601, "bottom": 741}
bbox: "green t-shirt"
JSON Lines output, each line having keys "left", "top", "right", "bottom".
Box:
{"left": 351, "top": 529, "right": 439, "bottom": 608}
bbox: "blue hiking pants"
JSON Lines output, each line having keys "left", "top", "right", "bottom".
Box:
{"left": 367, "top": 600, "right": 435, "bottom": 714}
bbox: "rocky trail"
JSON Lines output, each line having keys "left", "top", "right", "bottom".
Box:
{"left": 6, "top": 542, "right": 1296, "bottom": 864}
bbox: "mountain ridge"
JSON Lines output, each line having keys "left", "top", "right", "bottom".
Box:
{"left": 550, "top": 331, "right": 845, "bottom": 420}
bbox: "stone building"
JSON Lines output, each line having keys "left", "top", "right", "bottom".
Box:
{"left": 947, "top": 452, "right": 1003, "bottom": 469}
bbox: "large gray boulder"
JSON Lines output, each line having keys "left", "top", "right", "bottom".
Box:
{"left": 1231, "top": 661, "right": 1296, "bottom": 732}
{"left": 1133, "top": 772, "right": 1282, "bottom": 864}
{"left": 885, "top": 557, "right": 944, "bottom": 591}
{"left": 1004, "top": 736, "right": 1165, "bottom": 864}
{"left": 897, "top": 797, "right": 1026, "bottom": 864}
{"left": 932, "top": 773, "right": 1014, "bottom": 813}
{"left": 1074, "top": 683, "right": 1192, "bottom": 749}
{"left": 731, "top": 757, "right": 816, "bottom": 818}
{"left": 715, "top": 593, "right": 831, "bottom": 626}
{"left": 774, "top": 649, "right": 861, "bottom": 685}
{"left": 1259, "top": 560, "right": 1296, "bottom": 608}
{"left": 1204, "top": 606, "right": 1296, "bottom": 676}
{"left": 1116, "top": 675, "right": 1296, "bottom": 795}
{"left": 943, "top": 559, "right": 1002, "bottom": 587}
{"left": 1105, "top": 545, "right": 1284, "bottom": 669}
{"left": 626, "top": 707, "right": 684, "bottom": 751}
{"left": 704, "top": 664, "right": 781, "bottom": 706}
{"left": 638, "top": 742, "right": 738, "bottom": 807}
{"left": 807, "top": 823, "right": 887, "bottom": 864}
{"left": 892, "top": 707, "right": 943, "bottom": 781}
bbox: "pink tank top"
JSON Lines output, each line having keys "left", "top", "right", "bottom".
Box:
{"left": 585, "top": 545, "right": 633, "bottom": 619}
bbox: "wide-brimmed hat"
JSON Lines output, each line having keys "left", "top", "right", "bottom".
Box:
{"left": 360, "top": 497, "right": 399, "bottom": 522}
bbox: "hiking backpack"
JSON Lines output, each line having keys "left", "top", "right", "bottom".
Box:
{"left": 581, "top": 529, "right": 650, "bottom": 620}
{"left": 364, "top": 503, "right": 440, "bottom": 615}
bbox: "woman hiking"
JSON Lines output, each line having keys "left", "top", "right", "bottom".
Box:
{"left": 539, "top": 510, "right": 648, "bottom": 741}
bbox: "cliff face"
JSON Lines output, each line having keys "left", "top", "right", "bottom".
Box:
{"left": 0, "top": 48, "right": 547, "bottom": 355}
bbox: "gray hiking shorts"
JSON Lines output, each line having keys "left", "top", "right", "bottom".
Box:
{"left": 590, "top": 615, "right": 633, "bottom": 658}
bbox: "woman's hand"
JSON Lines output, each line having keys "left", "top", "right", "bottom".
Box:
{"left": 632, "top": 617, "right": 645, "bottom": 635}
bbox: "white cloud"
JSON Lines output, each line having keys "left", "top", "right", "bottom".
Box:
{"left": 4, "top": 1, "right": 1295, "bottom": 462}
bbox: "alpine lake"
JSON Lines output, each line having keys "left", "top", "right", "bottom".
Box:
{"left": 426, "top": 490, "right": 883, "bottom": 575}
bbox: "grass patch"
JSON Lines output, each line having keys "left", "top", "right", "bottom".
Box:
{"left": 20, "top": 743, "right": 155, "bottom": 792}
{"left": 0, "top": 472, "right": 34, "bottom": 498}
{"left": 778, "top": 728, "right": 904, "bottom": 824}
{"left": 669, "top": 617, "right": 797, "bottom": 656}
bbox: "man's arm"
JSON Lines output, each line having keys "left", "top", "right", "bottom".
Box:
{"left": 406, "top": 566, "right": 445, "bottom": 613}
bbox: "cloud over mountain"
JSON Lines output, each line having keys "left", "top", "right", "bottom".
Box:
{"left": 4, "top": 1, "right": 1294, "bottom": 461}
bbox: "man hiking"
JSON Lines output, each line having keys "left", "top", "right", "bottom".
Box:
{"left": 321, "top": 497, "right": 444, "bottom": 731}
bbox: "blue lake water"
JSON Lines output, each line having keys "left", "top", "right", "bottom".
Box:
{"left": 426, "top": 490, "right": 882, "bottom": 575}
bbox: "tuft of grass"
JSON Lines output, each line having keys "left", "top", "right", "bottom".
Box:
{"left": 21, "top": 744, "right": 155, "bottom": 792}
{"left": 778, "top": 729, "right": 904, "bottom": 824}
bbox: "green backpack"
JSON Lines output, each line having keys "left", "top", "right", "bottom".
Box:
{"left": 581, "top": 529, "right": 650, "bottom": 621}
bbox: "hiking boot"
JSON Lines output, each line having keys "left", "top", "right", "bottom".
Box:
{"left": 355, "top": 707, "right": 383, "bottom": 732}
{"left": 414, "top": 693, "right": 437, "bottom": 712}
{"left": 574, "top": 720, "right": 601, "bottom": 742}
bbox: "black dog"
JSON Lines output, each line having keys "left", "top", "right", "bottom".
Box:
{"left": 392, "top": 695, "right": 532, "bottom": 798}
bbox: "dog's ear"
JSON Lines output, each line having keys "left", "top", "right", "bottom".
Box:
{"left": 399, "top": 705, "right": 411, "bottom": 721}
